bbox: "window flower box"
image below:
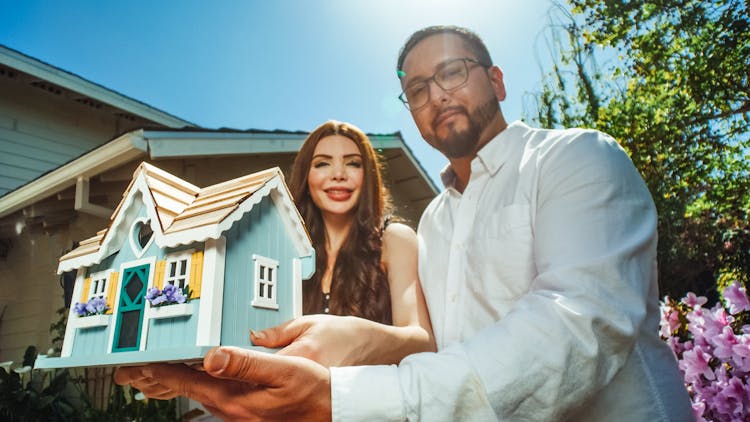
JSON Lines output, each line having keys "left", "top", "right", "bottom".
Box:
{"left": 76, "top": 314, "right": 111, "bottom": 328}
{"left": 147, "top": 302, "right": 194, "bottom": 320}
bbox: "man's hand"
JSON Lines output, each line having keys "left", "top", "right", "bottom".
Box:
{"left": 114, "top": 346, "right": 331, "bottom": 421}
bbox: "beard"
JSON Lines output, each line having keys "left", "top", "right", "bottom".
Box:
{"left": 429, "top": 97, "right": 499, "bottom": 159}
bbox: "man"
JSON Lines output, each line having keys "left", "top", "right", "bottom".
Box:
{"left": 115, "top": 26, "right": 693, "bottom": 420}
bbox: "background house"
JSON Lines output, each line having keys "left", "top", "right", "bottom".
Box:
{"left": 0, "top": 44, "right": 438, "bottom": 365}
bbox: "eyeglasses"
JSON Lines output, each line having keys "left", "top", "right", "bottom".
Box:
{"left": 398, "top": 58, "right": 490, "bottom": 111}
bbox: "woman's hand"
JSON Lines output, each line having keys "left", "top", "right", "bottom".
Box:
{"left": 251, "top": 313, "right": 432, "bottom": 367}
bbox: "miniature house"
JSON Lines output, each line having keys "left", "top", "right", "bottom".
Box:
{"left": 35, "top": 162, "right": 314, "bottom": 368}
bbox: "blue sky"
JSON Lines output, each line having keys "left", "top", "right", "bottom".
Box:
{"left": 0, "top": 0, "right": 554, "bottom": 185}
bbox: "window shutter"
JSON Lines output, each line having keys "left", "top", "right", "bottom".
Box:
{"left": 80, "top": 277, "right": 92, "bottom": 304}
{"left": 105, "top": 272, "right": 119, "bottom": 314}
{"left": 154, "top": 260, "right": 166, "bottom": 290}
{"left": 190, "top": 251, "right": 204, "bottom": 299}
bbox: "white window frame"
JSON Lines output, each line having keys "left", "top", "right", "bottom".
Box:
{"left": 163, "top": 249, "right": 193, "bottom": 290}
{"left": 87, "top": 270, "right": 112, "bottom": 301}
{"left": 251, "top": 254, "right": 279, "bottom": 310}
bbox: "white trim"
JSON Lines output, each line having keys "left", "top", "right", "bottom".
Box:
{"left": 75, "top": 176, "right": 114, "bottom": 218}
{"left": 162, "top": 249, "right": 194, "bottom": 290}
{"left": 74, "top": 314, "right": 111, "bottom": 328}
{"left": 146, "top": 303, "right": 194, "bottom": 320}
{"left": 293, "top": 258, "right": 302, "bottom": 318}
{"left": 251, "top": 254, "right": 279, "bottom": 310}
{"left": 57, "top": 174, "right": 164, "bottom": 273}
{"left": 108, "top": 256, "right": 156, "bottom": 353}
{"left": 86, "top": 269, "right": 112, "bottom": 301}
{"left": 269, "top": 180, "right": 316, "bottom": 258}
{"left": 61, "top": 268, "right": 86, "bottom": 357}
{"left": 196, "top": 237, "right": 226, "bottom": 346}
{"left": 128, "top": 217, "right": 155, "bottom": 259}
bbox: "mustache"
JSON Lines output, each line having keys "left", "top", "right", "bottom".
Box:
{"left": 431, "top": 105, "right": 469, "bottom": 129}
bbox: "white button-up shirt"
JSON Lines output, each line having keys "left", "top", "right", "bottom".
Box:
{"left": 330, "top": 121, "right": 692, "bottom": 421}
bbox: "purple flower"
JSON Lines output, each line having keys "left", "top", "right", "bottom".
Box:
{"left": 713, "top": 376, "right": 748, "bottom": 420}
{"left": 711, "top": 326, "right": 739, "bottom": 360}
{"left": 73, "top": 302, "right": 87, "bottom": 317}
{"left": 691, "top": 399, "right": 706, "bottom": 422}
{"left": 173, "top": 288, "right": 187, "bottom": 304}
{"left": 660, "top": 306, "right": 681, "bottom": 338}
{"left": 146, "top": 287, "right": 161, "bottom": 302}
{"left": 732, "top": 335, "right": 750, "bottom": 373}
{"left": 661, "top": 285, "right": 750, "bottom": 421}
{"left": 162, "top": 283, "right": 178, "bottom": 302}
{"left": 724, "top": 281, "right": 750, "bottom": 314}
{"left": 682, "top": 292, "right": 708, "bottom": 308}
{"left": 146, "top": 283, "right": 190, "bottom": 306}
{"left": 92, "top": 297, "right": 108, "bottom": 314}
{"left": 680, "top": 345, "right": 715, "bottom": 383}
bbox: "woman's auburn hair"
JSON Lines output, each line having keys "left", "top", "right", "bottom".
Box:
{"left": 288, "top": 120, "right": 393, "bottom": 324}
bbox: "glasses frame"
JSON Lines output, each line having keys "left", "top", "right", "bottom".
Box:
{"left": 398, "top": 57, "right": 490, "bottom": 111}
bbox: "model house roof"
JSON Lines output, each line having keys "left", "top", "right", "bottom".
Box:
{"left": 58, "top": 162, "right": 312, "bottom": 273}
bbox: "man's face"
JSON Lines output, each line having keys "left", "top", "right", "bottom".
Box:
{"left": 400, "top": 33, "right": 504, "bottom": 159}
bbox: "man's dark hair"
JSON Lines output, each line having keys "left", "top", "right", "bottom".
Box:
{"left": 396, "top": 25, "right": 493, "bottom": 75}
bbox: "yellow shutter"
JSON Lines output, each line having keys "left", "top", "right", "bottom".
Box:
{"left": 105, "top": 272, "right": 119, "bottom": 314}
{"left": 80, "top": 278, "right": 92, "bottom": 304}
{"left": 154, "top": 260, "right": 166, "bottom": 290}
{"left": 190, "top": 251, "right": 204, "bottom": 299}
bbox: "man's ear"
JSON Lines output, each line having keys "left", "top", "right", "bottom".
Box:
{"left": 488, "top": 65, "right": 506, "bottom": 102}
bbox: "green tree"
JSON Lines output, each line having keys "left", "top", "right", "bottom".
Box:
{"left": 526, "top": 0, "right": 750, "bottom": 298}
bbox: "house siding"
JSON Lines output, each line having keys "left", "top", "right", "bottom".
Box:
{"left": 71, "top": 325, "right": 110, "bottom": 356}
{"left": 221, "top": 196, "right": 297, "bottom": 348}
{"left": 146, "top": 309, "right": 199, "bottom": 351}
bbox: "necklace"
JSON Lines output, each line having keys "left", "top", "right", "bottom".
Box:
{"left": 322, "top": 291, "right": 331, "bottom": 314}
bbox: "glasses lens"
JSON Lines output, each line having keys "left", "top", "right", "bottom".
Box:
{"left": 403, "top": 82, "right": 429, "bottom": 110}
{"left": 435, "top": 59, "right": 469, "bottom": 91}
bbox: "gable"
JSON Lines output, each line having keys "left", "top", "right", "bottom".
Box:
{"left": 57, "top": 162, "right": 313, "bottom": 273}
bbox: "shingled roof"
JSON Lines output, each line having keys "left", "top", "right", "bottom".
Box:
{"left": 58, "top": 162, "right": 311, "bottom": 273}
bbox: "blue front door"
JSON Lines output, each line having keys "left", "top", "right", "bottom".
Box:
{"left": 112, "top": 263, "right": 149, "bottom": 352}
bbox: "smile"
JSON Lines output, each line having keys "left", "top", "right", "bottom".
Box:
{"left": 324, "top": 188, "right": 353, "bottom": 201}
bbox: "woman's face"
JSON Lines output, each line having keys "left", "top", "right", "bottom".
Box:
{"left": 307, "top": 134, "right": 364, "bottom": 218}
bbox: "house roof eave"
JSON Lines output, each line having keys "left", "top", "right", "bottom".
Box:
{"left": 0, "top": 131, "right": 148, "bottom": 218}
{"left": 0, "top": 44, "right": 194, "bottom": 128}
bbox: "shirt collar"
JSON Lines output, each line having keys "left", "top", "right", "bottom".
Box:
{"left": 439, "top": 120, "right": 530, "bottom": 189}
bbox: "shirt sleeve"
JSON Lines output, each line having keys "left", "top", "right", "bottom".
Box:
{"left": 331, "top": 131, "right": 659, "bottom": 421}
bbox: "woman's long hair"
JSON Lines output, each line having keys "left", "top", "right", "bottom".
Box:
{"left": 289, "top": 120, "right": 393, "bottom": 324}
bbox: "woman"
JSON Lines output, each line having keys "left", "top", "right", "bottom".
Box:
{"left": 251, "top": 120, "right": 435, "bottom": 365}
{"left": 112, "top": 121, "right": 435, "bottom": 405}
